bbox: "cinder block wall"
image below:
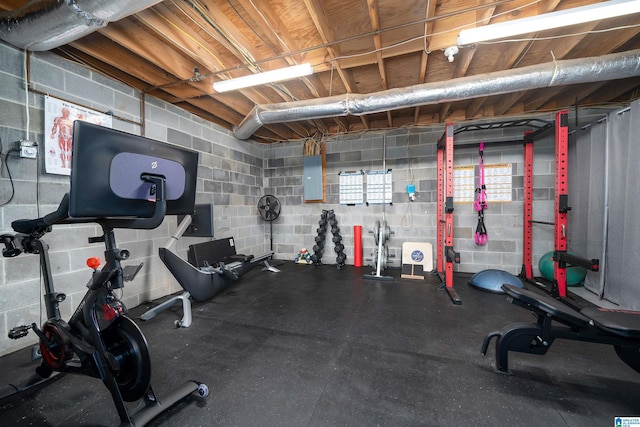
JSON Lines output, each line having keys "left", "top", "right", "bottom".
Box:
{"left": 0, "top": 42, "right": 563, "bottom": 357}
{"left": 264, "top": 127, "right": 557, "bottom": 275}
{"left": 0, "top": 46, "right": 266, "bottom": 356}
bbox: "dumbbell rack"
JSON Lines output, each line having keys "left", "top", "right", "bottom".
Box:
{"left": 311, "top": 210, "right": 347, "bottom": 268}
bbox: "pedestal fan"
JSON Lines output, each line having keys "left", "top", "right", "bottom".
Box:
{"left": 257, "top": 194, "right": 281, "bottom": 251}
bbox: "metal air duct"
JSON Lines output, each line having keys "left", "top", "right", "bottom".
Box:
{"left": 233, "top": 49, "right": 640, "bottom": 140}
{"left": 0, "top": 0, "right": 162, "bottom": 51}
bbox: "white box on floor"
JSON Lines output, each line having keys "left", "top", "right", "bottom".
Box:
{"left": 401, "top": 242, "right": 433, "bottom": 280}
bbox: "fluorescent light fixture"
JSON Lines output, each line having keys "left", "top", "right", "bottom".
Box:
{"left": 213, "top": 63, "right": 313, "bottom": 93}
{"left": 457, "top": 0, "right": 640, "bottom": 46}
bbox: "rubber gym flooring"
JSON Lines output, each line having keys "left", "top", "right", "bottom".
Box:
{"left": 1, "top": 261, "right": 639, "bottom": 426}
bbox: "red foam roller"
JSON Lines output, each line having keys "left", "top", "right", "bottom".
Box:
{"left": 354, "top": 225, "right": 363, "bottom": 267}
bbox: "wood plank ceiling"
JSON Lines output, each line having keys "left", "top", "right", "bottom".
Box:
{"left": 1, "top": 0, "right": 640, "bottom": 143}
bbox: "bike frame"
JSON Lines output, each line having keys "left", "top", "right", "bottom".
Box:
{"left": 4, "top": 175, "right": 207, "bottom": 426}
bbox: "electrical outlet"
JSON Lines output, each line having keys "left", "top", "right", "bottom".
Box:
{"left": 19, "top": 140, "right": 37, "bottom": 159}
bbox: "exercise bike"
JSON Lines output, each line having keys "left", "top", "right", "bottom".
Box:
{"left": 2, "top": 175, "right": 208, "bottom": 426}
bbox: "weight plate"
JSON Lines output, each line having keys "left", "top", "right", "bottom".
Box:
{"left": 381, "top": 220, "right": 391, "bottom": 244}
{"left": 381, "top": 245, "right": 388, "bottom": 270}
{"left": 370, "top": 245, "right": 389, "bottom": 270}
{"left": 373, "top": 220, "right": 381, "bottom": 245}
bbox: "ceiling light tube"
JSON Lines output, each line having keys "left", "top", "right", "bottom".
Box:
{"left": 213, "top": 63, "right": 313, "bottom": 93}
{"left": 457, "top": 0, "right": 640, "bottom": 46}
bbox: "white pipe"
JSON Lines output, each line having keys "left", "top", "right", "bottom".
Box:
{"left": 375, "top": 226, "right": 384, "bottom": 276}
{"left": 382, "top": 133, "right": 387, "bottom": 219}
{"left": 233, "top": 49, "right": 640, "bottom": 140}
{"left": 0, "top": 0, "right": 163, "bottom": 51}
{"left": 164, "top": 215, "right": 192, "bottom": 252}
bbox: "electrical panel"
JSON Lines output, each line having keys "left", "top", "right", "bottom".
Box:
{"left": 303, "top": 155, "right": 324, "bottom": 201}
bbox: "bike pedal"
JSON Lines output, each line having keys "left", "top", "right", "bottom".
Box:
{"left": 8, "top": 325, "right": 30, "bottom": 339}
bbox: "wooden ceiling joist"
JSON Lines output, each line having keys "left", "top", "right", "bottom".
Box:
{"left": 0, "top": 0, "right": 636, "bottom": 142}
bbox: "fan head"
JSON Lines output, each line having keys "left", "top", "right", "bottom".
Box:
{"left": 258, "top": 195, "right": 281, "bottom": 221}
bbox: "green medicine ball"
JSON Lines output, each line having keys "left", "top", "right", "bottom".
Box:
{"left": 538, "top": 251, "right": 587, "bottom": 286}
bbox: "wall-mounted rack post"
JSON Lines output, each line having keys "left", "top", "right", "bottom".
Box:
{"left": 436, "top": 122, "right": 461, "bottom": 305}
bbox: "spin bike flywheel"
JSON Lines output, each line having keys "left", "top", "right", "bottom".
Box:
{"left": 40, "top": 321, "right": 73, "bottom": 370}
{"left": 102, "top": 316, "right": 152, "bottom": 402}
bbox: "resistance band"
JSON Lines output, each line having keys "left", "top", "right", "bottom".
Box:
{"left": 474, "top": 142, "right": 488, "bottom": 245}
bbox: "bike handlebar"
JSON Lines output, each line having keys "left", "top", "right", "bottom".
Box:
{"left": 11, "top": 175, "right": 168, "bottom": 236}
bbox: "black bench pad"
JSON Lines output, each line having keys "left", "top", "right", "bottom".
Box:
{"left": 503, "top": 284, "right": 640, "bottom": 339}
{"left": 501, "top": 284, "right": 590, "bottom": 328}
{"left": 581, "top": 307, "right": 640, "bottom": 338}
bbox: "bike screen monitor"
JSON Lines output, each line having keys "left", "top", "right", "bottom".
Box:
{"left": 69, "top": 121, "right": 199, "bottom": 218}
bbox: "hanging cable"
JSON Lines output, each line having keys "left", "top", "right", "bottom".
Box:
{"left": 401, "top": 131, "right": 414, "bottom": 230}
{"left": 474, "top": 142, "right": 488, "bottom": 245}
{"left": 0, "top": 145, "right": 18, "bottom": 207}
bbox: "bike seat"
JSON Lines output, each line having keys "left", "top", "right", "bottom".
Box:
{"left": 12, "top": 218, "right": 49, "bottom": 235}
{"left": 12, "top": 194, "right": 71, "bottom": 236}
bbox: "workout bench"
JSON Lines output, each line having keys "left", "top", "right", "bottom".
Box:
{"left": 482, "top": 284, "right": 640, "bottom": 375}
{"left": 141, "top": 237, "right": 277, "bottom": 327}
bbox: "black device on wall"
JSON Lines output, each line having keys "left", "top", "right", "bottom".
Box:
{"left": 69, "top": 120, "right": 199, "bottom": 218}
{"left": 178, "top": 203, "right": 214, "bottom": 237}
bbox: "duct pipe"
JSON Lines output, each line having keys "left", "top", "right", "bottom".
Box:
{"left": 0, "top": 0, "right": 162, "bottom": 51}
{"left": 233, "top": 49, "right": 640, "bottom": 140}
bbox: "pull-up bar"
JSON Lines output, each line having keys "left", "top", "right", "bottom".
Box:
{"left": 436, "top": 118, "right": 552, "bottom": 306}
{"left": 453, "top": 118, "right": 552, "bottom": 136}
{"left": 435, "top": 112, "right": 599, "bottom": 303}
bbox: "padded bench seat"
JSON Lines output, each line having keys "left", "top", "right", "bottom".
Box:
{"left": 503, "top": 284, "right": 640, "bottom": 338}
{"left": 502, "top": 284, "right": 591, "bottom": 328}
{"left": 485, "top": 284, "right": 640, "bottom": 374}
{"left": 581, "top": 307, "right": 640, "bottom": 338}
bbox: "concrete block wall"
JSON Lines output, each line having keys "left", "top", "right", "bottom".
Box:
{"left": 0, "top": 41, "right": 567, "bottom": 357}
{"left": 0, "top": 45, "right": 266, "bottom": 356}
{"left": 264, "top": 125, "right": 558, "bottom": 277}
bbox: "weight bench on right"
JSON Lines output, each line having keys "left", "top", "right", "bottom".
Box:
{"left": 482, "top": 284, "right": 640, "bottom": 375}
